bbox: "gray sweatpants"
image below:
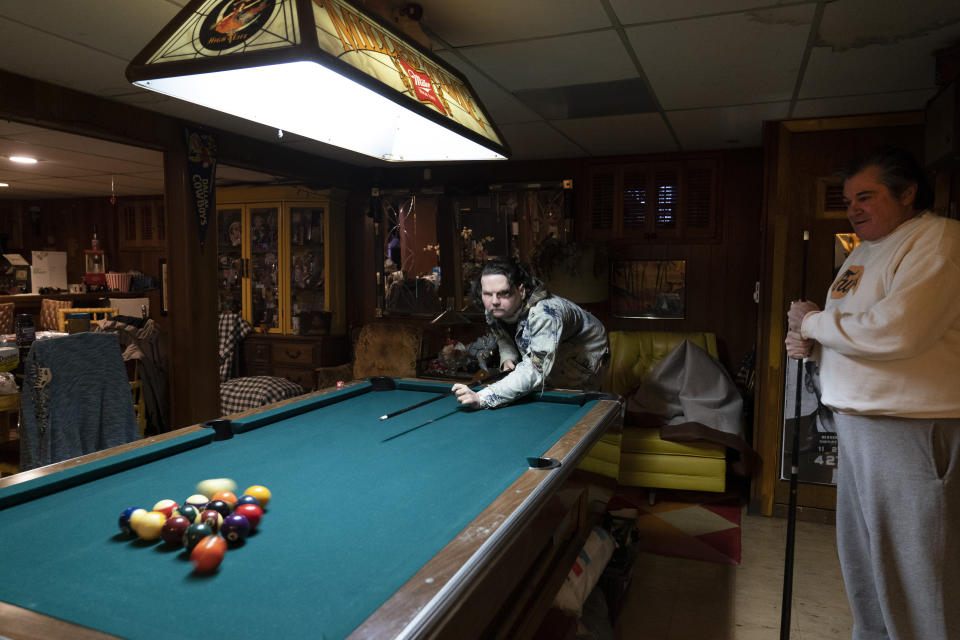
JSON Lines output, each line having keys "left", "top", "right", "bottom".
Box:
{"left": 835, "top": 413, "right": 960, "bottom": 640}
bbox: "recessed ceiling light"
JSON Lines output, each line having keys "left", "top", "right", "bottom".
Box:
{"left": 10, "top": 156, "right": 38, "bottom": 164}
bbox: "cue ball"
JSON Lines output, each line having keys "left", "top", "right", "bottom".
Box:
{"left": 136, "top": 511, "right": 167, "bottom": 541}
{"left": 196, "top": 478, "right": 237, "bottom": 499}
{"left": 183, "top": 523, "right": 214, "bottom": 552}
{"left": 243, "top": 485, "right": 271, "bottom": 509}
{"left": 233, "top": 504, "right": 263, "bottom": 531}
{"left": 220, "top": 514, "right": 250, "bottom": 544}
{"left": 190, "top": 535, "right": 227, "bottom": 574}
{"left": 160, "top": 516, "right": 191, "bottom": 546}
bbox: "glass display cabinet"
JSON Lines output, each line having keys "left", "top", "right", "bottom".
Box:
{"left": 216, "top": 187, "right": 346, "bottom": 337}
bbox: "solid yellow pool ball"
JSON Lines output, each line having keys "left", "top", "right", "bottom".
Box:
{"left": 243, "top": 485, "right": 271, "bottom": 509}
{"left": 127, "top": 508, "right": 148, "bottom": 533}
{"left": 136, "top": 511, "right": 168, "bottom": 541}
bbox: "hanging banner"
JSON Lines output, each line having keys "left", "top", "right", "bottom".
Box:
{"left": 185, "top": 128, "right": 218, "bottom": 248}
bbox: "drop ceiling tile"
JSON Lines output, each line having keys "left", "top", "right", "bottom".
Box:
{"left": 434, "top": 50, "right": 541, "bottom": 124}
{"left": 799, "top": 29, "right": 960, "bottom": 99}
{"left": 17, "top": 130, "right": 161, "bottom": 166}
{"left": 496, "top": 122, "right": 586, "bottom": 160}
{"left": 0, "top": 121, "right": 50, "bottom": 136}
{"left": 816, "top": 0, "right": 960, "bottom": 51}
{"left": 610, "top": 0, "right": 810, "bottom": 25}
{"left": 0, "top": 0, "right": 182, "bottom": 57}
{"left": 792, "top": 89, "right": 935, "bottom": 119}
{"left": 420, "top": 0, "right": 611, "bottom": 47}
{"left": 667, "top": 102, "right": 790, "bottom": 150}
{"left": 0, "top": 18, "right": 128, "bottom": 96}
{"left": 627, "top": 5, "right": 815, "bottom": 110}
{"left": 552, "top": 113, "right": 677, "bottom": 156}
{"left": 459, "top": 31, "right": 638, "bottom": 92}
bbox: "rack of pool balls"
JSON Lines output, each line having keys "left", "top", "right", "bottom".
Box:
{"left": 118, "top": 478, "right": 269, "bottom": 574}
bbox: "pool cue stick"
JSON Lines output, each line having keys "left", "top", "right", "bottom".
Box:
{"left": 781, "top": 230, "right": 809, "bottom": 640}
{"left": 378, "top": 392, "right": 448, "bottom": 421}
{"left": 378, "top": 369, "right": 509, "bottom": 421}
{"left": 380, "top": 369, "right": 510, "bottom": 442}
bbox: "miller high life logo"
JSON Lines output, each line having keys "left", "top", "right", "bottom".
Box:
{"left": 200, "top": 0, "right": 275, "bottom": 51}
{"left": 318, "top": 0, "right": 487, "bottom": 132}
{"left": 395, "top": 58, "right": 447, "bottom": 115}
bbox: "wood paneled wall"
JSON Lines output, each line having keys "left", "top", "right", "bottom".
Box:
{"left": 595, "top": 150, "right": 762, "bottom": 373}
{"left": 351, "top": 150, "right": 763, "bottom": 376}
{"left": 0, "top": 197, "right": 120, "bottom": 284}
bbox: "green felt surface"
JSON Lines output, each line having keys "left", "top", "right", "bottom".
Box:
{"left": 0, "top": 380, "right": 596, "bottom": 640}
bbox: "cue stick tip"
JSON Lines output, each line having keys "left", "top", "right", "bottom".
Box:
{"left": 379, "top": 414, "right": 388, "bottom": 421}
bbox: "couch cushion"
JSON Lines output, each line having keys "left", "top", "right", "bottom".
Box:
{"left": 622, "top": 427, "right": 725, "bottom": 458}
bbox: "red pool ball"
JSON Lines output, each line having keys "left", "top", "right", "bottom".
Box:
{"left": 160, "top": 516, "right": 191, "bottom": 546}
{"left": 200, "top": 509, "right": 223, "bottom": 532}
{"left": 190, "top": 535, "right": 227, "bottom": 574}
{"left": 233, "top": 504, "right": 263, "bottom": 531}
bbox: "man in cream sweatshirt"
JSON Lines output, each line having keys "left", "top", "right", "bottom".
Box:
{"left": 787, "top": 147, "right": 960, "bottom": 640}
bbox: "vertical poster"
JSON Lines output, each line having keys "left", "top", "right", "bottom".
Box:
{"left": 781, "top": 360, "right": 838, "bottom": 485}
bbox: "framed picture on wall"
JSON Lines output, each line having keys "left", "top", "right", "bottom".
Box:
{"left": 611, "top": 259, "right": 686, "bottom": 319}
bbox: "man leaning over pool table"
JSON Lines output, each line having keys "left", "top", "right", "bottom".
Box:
{"left": 452, "top": 257, "right": 609, "bottom": 409}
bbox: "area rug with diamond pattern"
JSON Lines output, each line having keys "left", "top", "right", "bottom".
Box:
{"left": 607, "top": 488, "right": 742, "bottom": 565}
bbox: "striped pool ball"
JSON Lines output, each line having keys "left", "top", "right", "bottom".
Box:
{"left": 221, "top": 514, "right": 250, "bottom": 544}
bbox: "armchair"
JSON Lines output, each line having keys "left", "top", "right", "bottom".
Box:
{"left": 315, "top": 321, "right": 423, "bottom": 390}
{"left": 580, "top": 331, "right": 734, "bottom": 499}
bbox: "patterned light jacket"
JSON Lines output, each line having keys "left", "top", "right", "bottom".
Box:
{"left": 477, "top": 286, "right": 609, "bottom": 408}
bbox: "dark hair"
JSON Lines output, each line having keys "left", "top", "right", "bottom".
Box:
{"left": 839, "top": 146, "right": 933, "bottom": 211}
{"left": 471, "top": 257, "right": 537, "bottom": 306}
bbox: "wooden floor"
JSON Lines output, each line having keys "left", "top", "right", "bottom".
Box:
{"left": 614, "top": 509, "right": 853, "bottom": 640}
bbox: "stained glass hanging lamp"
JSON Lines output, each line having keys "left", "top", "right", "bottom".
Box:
{"left": 126, "top": 0, "right": 510, "bottom": 162}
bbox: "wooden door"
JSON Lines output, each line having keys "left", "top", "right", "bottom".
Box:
{"left": 752, "top": 115, "right": 926, "bottom": 518}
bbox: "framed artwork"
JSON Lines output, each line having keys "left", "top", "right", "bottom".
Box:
{"left": 611, "top": 259, "right": 686, "bottom": 319}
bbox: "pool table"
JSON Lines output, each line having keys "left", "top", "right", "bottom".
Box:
{"left": 0, "top": 377, "right": 621, "bottom": 640}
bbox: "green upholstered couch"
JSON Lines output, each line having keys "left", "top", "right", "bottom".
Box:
{"left": 580, "top": 331, "right": 728, "bottom": 494}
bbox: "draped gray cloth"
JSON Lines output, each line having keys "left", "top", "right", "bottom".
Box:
{"left": 626, "top": 340, "right": 760, "bottom": 475}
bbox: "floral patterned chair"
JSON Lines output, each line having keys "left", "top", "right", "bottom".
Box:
{"left": 314, "top": 321, "right": 424, "bottom": 390}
